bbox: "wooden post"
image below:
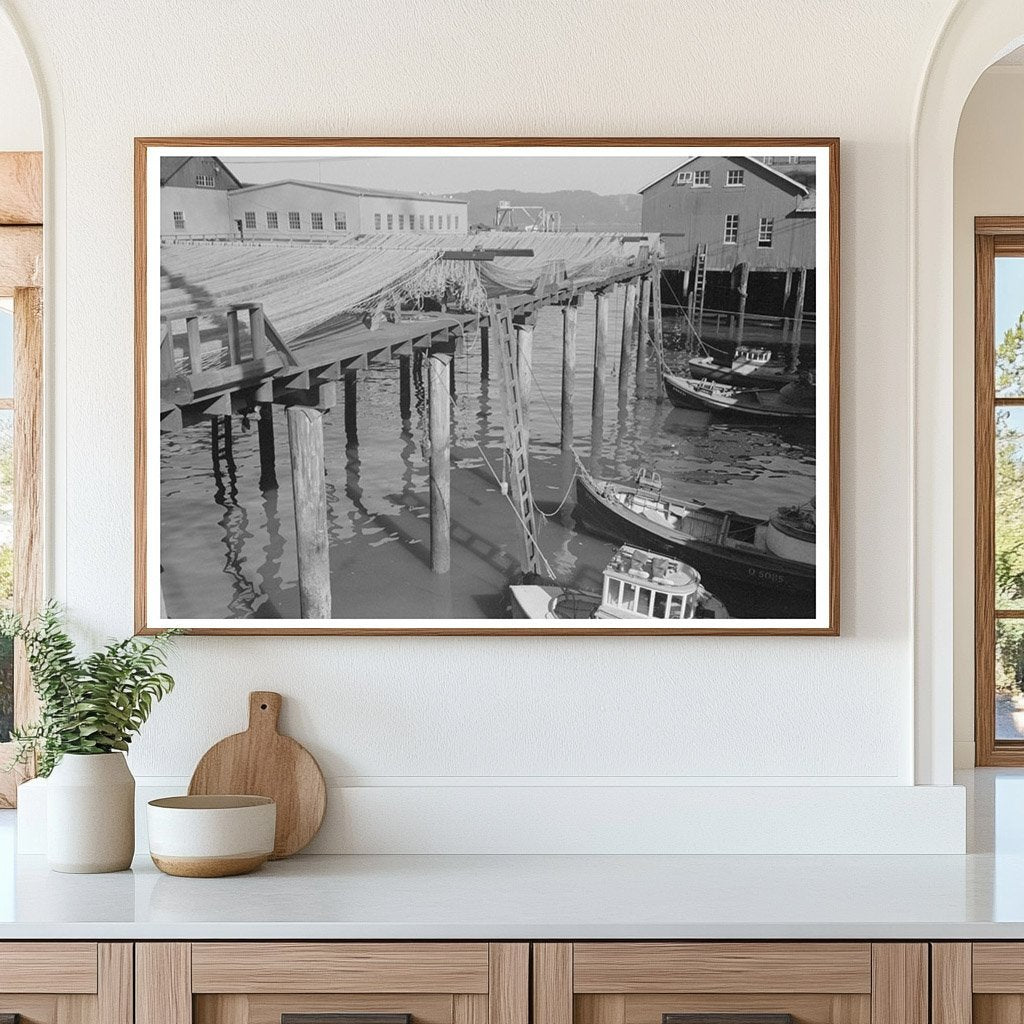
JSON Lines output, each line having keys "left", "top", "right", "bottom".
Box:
{"left": 636, "top": 274, "right": 652, "bottom": 392}
{"left": 618, "top": 279, "right": 637, "bottom": 399}
{"left": 686, "top": 280, "right": 697, "bottom": 353}
{"left": 652, "top": 265, "right": 665, "bottom": 400}
{"left": 226, "top": 309, "right": 241, "bottom": 365}
{"left": 286, "top": 406, "right": 332, "bottom": 618}
{"left": 592, "top": 288, "right": 609, "bottom": 420}
{"left": 399, "top": 355, "right": 412, "bottom": 419}
{"left": 249, "top": 305, "right": 266, "bottom": 359}
{"left": 428, "top": 350, "right": 452, "bottom": 574}
{"left": 560, "top": 301, "right": 578, "bottom": 452}
{"left": 160, "top": 321, "right": 175, "bottom": 379}
{"left": 449, "top": 354, "right": 457, "bottom": 398}
{"left": 515, "top": 317, "right": 534, "bottom": 435}
{"left": 344, "top": 370, "right": 358, "bottom": 445}
{"left": 257, "top": 402, "right": 277, "bottom": 491}
{"left": 480, "top": 321, "right": 490, "bottom": 380}
{"left": 591, "top": 288, "right": 609, "bottom": 469}
{"left": 186, "top": 316, "right": 202, "bottom": 374}
{"left": 790, "top": 267, "right": 808, "bottom": 371}
{"left": 736, "top": 262, "right": 750, "bottom": 346}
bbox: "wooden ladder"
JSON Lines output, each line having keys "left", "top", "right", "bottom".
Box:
{"left": 490, "top": 304, "right": 544, "bottom": 576}
{"left": 693, "top": 242, "right": 709, "bottom": 328}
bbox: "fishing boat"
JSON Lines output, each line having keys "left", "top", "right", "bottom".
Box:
{"left": 688, "top": 346, "right": 798, "bottom": 388}
{"left": 572, "top": 466, "right": 816, "bottom": 618}
{"left": 510, "top": 543, "right": 728, "bottom": 621}
{"left": 663, "top": 373, "right": 816, "bottom": 420}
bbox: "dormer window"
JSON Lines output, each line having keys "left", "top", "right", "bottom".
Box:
{"left": 675, "top": 171, "right": 694, "bottom": 185}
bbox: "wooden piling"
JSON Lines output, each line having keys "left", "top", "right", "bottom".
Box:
{"left": 636, "top": 274, "right": 652, "bottom": 391}
{"left": 790, "top": 267, "right": 808, "bottom": 371}
{"left": 257, "top": 402, "right": 278, "bottom": 491}
{"left": 592, "top": 288, "right": 609, "bottom": 420}
{"left": 428, "top": 350, "right": 452, "bottom": 574}
{"left": 652, "top": 265, "right": 665, "bottom": 400}
{"left": 515, "top": 318, "right": 534, "bottom": 437}
{"left": 249, "top": 305, "right": 266, "bottom": 359}
{"left": 561, "top": 301, "right": 578, "bottom": 452}
{"left": 286, "top": 406, "right": 332, "bottom": 619}
{"left": 735, "top": 262, "right": 750, "bottom": 346}
{"left": 618, "top": 279, "right": 637, "bottom": 399}
{"left": 479, "top": 321, "right": 490, "bottom": 380}
{"left": 186, "top": 316, "right": 202, "bottom": 374}
{"left": 226, "top": 309, "right": 241, "bottom": 365}
{"left": 344, "top": 370, "right": 358, "bottom": 445}
{"left": 399, "top": 355, "right": 412, "bottom": 419}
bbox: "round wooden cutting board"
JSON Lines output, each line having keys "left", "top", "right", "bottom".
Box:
{"left": 188, "top": 691, "right": 327, "bottom": 859}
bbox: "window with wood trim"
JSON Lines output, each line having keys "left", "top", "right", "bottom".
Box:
{"left": 172, "top": 211, "right": 185, "bottom": 230}
{"left": 243, "top": 211, "right": 256, "bottom": 230}
{"left": 724, "top": 213, "right": 739, "bottom": 244}
{"left": 334, "top": 211, "right": 346, "bottom": 230}
{"left": 693, "top": 169, "right": 711, "bottom": 187}
{"left": 288, "top": 211, "right": 301, "bottom": 230}
{"left": 758, "top": 217, "right": 774, "bottom": 247}
{"left": 266, "top": 211, "right": 278, "bottom": 229}
{"left": 975, "top": 218, "right": 1024, "bottom": 764}
{"left": 0, "top": 151, "right": 44, "bottom": 808}
{"left": 311, "top": 211, "right": 323, "bottom": 231}
{"left": 727, "top": 168, "right": 745, "bottom": 186}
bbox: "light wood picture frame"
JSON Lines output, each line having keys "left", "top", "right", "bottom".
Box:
{"left": 136, "top": 137, "right": 839, "bottom": 636}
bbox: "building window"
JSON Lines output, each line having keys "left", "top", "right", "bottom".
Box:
{"left": 723, "top": 214, "right": 739, "bottom": 244}
{"left": 693, "top": 170, "right": 711, "bottom": 187}
{"left": 374, "top": 213, "right": 382, "bottom": 231}
{"left": 454, "top": 215, "right": 459, "bottom": 230}
{"left": 757, "top": 217, "right": 774, "bottom": 247}
{"left": 446, "top": 214, "right": 452, "bottom": 230}
{"left": 429, "top": 215, "right": 434, "bottom": 230}
{"left": 311, "top": 212, "right": 324, "bottom": 230}
{"left": 334, "top": 212, "right": 346, "bottom": 230}
{"left": 194, "top": 174, "right": 215, "bottom": 188}
{"left": 419, "top": 215, "right": 425, "bottom": 230}
{"left": 675, "top": 171, "right": 694, "bottom": 185}
{"left": 975, "top": 219, "right": 1024, "bottom": 764}
{"left": 288, "top": 212, "right": 301, "bottom": 230}
{"left": 398, "top": 215, "right": 404, "bottom": 230}
{"left": 172, "top": 211, "right": 185, "bottom": 230}
{"left": 726, "top": 169, "right": 745, "bottom": 187}
{"left": 386, "top": 213, "right": 393, "bottom": 230}
{"left": 244, "top": 211, "right": 256, "bottom": 230}
{"left": 266, "top": 211, "right": 278, "bottom": 229}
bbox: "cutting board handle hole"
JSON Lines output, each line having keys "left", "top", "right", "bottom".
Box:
{"left": 260, "top": 703, "right": 268, "bottom": 710}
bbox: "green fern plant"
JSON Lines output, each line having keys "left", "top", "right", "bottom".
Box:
{"left": 0, "top": 603, "right": 180, "bottom": 777}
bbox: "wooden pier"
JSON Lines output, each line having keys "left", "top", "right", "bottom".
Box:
{"left": 158, "top": 236, "right": 663, "bottom": 618}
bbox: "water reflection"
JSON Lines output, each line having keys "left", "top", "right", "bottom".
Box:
{"left": 160, "top": 290, "right": 816, "bottom": 620}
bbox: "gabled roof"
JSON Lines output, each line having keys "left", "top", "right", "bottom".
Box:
{"left": 638, "top": 155, "right": 810, "bottom": 196}
{"left": 228, "top": 178, "right": 467, "bottom": 206}
{"left": 160, "top": 156, "right": 243, "bottom": 189}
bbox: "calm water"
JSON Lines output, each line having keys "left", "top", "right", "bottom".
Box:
{"left": 160, "top": 291, "right": 816, "bottom": 619}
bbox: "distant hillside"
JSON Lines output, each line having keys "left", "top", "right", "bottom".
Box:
{"left": 452, "top": 189, "right": 642, "bottom": 233}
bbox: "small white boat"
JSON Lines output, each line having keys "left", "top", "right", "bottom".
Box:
{"left": 510, "top": 544, "right": 728, "bottom": 621}
{"left": 688, "top": 346, "right": 799, "bottom": 388}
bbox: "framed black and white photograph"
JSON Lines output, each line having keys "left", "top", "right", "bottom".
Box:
{"left": 135, "top": 138, "right": 839, "bottom": 635}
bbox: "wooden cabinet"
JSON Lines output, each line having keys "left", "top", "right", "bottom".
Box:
{"left": 532, "top": 944, "right": 928, "bottom": 1024}
{"left": 136, "top": 944, "right": 528, "bottom": 1024}
{"left": 932, "top": 943, "right": 1024, "bottom": 1024}
{"left": 0, "top": 943, "right": 132, "bottom": 1024}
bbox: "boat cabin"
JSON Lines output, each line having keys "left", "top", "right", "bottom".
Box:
{"left": 735, "top": 346, "right": 773, "bottom": 365}
{"left": 596, "top": 545, "right": 704, "bottom": 620}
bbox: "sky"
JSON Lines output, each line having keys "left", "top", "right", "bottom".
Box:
{"left": 996, "top": 256, "right": 1024, "bottom": 339}
{"left": 223, "top": 154, "right": 691, "bottom": 196}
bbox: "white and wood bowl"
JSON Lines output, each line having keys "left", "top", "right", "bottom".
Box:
{"left": 147, "top": 795, "right": 276, "bottom": 877}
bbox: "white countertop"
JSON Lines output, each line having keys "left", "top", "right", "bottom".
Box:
{"left": 0, "top": 849, "right": 1022, "bottom": 940}
{"left": 0, "top": 769, "right": 1021, "bottom": 941}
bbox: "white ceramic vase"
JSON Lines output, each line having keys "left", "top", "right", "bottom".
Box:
{"left": 46, "top": 752, "right": 135, "bottom": 873}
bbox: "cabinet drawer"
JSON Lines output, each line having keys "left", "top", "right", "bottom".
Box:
{"left": 0, "top": 942, "right": 99, "bottom": 994}
{"left": 0, "top": 943, "right": 130, "bottom": 1024}
{"left": 533, "top": 944, "right": 925, "bottom": 1024}
{"left": 139, "top": 943, "right": 528, "bottom": 1024}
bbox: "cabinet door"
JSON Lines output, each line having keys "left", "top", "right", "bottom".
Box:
{"left": 943, "top": 943, "right": 1024, "bottom": 1024}
{"left": 533, "top": 944, "right": 928, "bottom": 1024}
{"left": 0, "top": 943, "right": 131, "bottom": 1024}
{"left": 137, "top": 943, "right": 528, "bottom": 1024}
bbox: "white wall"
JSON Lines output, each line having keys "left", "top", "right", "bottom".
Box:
{"left": 0, "top": 0, "right": 976, "bottom": 852}
{"left": 952, "top": 66, "right": 1024, "bottom": 767}
{"left": 0, "top": 9, "right": 39, "bottom": 151}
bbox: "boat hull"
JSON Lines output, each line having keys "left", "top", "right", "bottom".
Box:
{"left": 572, "top": 473, "right": 815, "bottom": 620}
{"left": 664, "top": 374, "right": 815, "bottom": 421}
